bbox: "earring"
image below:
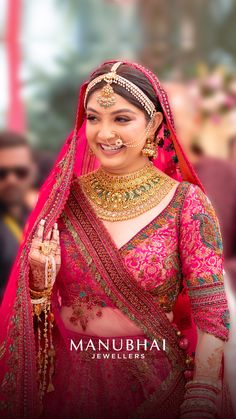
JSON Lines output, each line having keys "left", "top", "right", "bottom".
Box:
{"left": 88, "top": 147, "right": 94, "bottom": 155}
{"left": 142, "top": 138, "right": 158, "bottom": 159}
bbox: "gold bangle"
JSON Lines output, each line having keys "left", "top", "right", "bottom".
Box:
{"left": 31, "top": 297, "right": 47, "bottom": 305}
{"left": 30, "top": 287, "right": 53, "bottom": 299}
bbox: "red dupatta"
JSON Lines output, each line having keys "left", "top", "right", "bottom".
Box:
{"left": 0, "top": 60, "right": 203, "bottom": 418}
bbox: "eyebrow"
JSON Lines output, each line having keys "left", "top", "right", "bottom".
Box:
{"left": 86, "top": 107, "right": 136, "bottom": 115}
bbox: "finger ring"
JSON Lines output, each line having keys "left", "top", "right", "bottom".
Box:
{"left": 39, "top": 242, "right": 52, "bottom": 256}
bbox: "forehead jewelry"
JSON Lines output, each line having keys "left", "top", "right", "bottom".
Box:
{"left": 84, "top": 61, "right": 156, "bottom": 118}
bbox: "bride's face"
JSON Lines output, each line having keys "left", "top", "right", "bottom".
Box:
{"left": 85, "top": 89, "right": 163, "bottom": 175}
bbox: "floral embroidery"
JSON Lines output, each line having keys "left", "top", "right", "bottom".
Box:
{"left": 57, "top": 216, "right": 114, "bottom": 331}
{"left": 180, "top": 184, "right": 229, "bottom": 340}
{"left": 222, "top": 309, "right": 230, "bottom": 330}
{"left": 120, "top": 184, "right": 188, "bottom": 313}
{"left": 192, "top": 213, "right": 223, "bottom": 254}
{"left": 0, "top": 269, "right": 38, "bottom": 416}
{"left": 150, "top": 273, "right": 182, "bottom": 312}
{"left": 186, "top": 274, "right": 222, "bottom": 287}
{"left": 68, "top": 285, "right": 107, "bottom": 331}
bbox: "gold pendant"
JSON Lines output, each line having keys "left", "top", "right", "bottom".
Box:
{"left": 97, "top": 84, "right": 116, "bottom": 108}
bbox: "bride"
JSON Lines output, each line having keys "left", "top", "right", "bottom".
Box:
{"left": 0, "top": 60, "right": 233, "bottom": 418}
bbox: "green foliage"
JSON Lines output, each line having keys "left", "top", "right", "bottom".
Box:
{"left": 26, "top": 55, "right": 84, "bottom": 151}
{"left": 25, "top": 0, "right": 139, "bottom": 151}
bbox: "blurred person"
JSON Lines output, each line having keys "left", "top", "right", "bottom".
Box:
{"left": 0, "top": 131, "right": 36, "bottom": 302}
{"left": 164, "top": 81, "right": 200, "bottom": 153}
{"left": 228, "top": 135, "right": 236, "bottom": 164}
{"left": 167, "top": 82, "right": 236, "bottom": 292}
{"left": 190, "top": 142, "right": 236, "bottom": 295}
{"left": 34, "top": 150, "right": 56, "bottom": 188}
{"left": 0, "top": 61, "right": 234, "bottom": 418}
{"left": 24, "top": 150, "right": 56, "bottom": 210}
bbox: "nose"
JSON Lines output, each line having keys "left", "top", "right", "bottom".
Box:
{"left": 97, "top": 125, "right": 115, "bottom": 142}
{"left": 5, "top": 173, "right": 19, "bottom": 184}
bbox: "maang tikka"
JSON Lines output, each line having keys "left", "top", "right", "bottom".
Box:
{"left": 84, "top": 61, "right": 156, "bottom": 118}
{"left": 97, "top": 79, "right": 116, "bottom": 108}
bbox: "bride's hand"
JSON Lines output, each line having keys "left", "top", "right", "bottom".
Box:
{"left": 29, "top": 219, "right": 61, "bottom": 291}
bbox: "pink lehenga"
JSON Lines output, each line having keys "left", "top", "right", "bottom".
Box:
{"left": 0, "top": 60, "right": 234, "bottom": 419}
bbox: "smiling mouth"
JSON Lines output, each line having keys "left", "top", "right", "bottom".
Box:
{"left": 99, "top": 143, "right": 125, "bottom": 151}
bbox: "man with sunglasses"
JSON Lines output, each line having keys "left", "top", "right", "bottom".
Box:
{"left": 0, "top": 131, "right": 36, "bottom": 302}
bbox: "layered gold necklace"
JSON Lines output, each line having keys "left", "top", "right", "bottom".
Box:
{"left": 79, "top": 162, "right": 177, "bottom": 221}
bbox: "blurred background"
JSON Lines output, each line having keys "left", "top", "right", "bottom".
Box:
{"left": 0, "top": 0, "right": 236, "bottom": 300}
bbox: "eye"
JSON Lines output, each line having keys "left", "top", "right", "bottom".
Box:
{"left": 115, "top": 116, "right": 131, "bottom": 123}
{"left": 86, "top": 114, "right": 98, "bottom": 122}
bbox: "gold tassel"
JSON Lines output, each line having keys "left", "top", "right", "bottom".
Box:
{"left": 47, "top": 311, "right": 55, "bottom": 393}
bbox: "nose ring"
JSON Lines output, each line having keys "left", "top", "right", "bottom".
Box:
{"left": 115, "top": 137, "right": 123, "bottom": 146}
{"left": 110, "top": 131, "right": 124, "bottom": 146}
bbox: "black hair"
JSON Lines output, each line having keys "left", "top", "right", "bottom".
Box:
{"left": 0, "top": 131, "right": 30, "bottom": 149}
{"left": 190, "top": 142, "right": 204, "bottom": 156}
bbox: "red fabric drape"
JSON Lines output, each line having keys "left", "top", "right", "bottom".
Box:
{"left": 6, "top": 0, "right": 25, "bottom": 132}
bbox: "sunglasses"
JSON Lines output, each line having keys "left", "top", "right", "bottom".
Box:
{"left": 0, "top": 167, "right": 30, "bottom": 180}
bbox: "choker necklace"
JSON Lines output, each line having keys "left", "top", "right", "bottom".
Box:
{"left": 79, "top": 162, "right": 177, "bottom": 221}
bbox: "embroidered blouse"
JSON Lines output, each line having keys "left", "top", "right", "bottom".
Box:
{"left": 56, "top": 181, "right": 229, "bottom": 341}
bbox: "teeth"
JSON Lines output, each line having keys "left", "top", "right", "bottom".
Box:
{"left": 100, "top": 144, "right": 123, "bottom": 151}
